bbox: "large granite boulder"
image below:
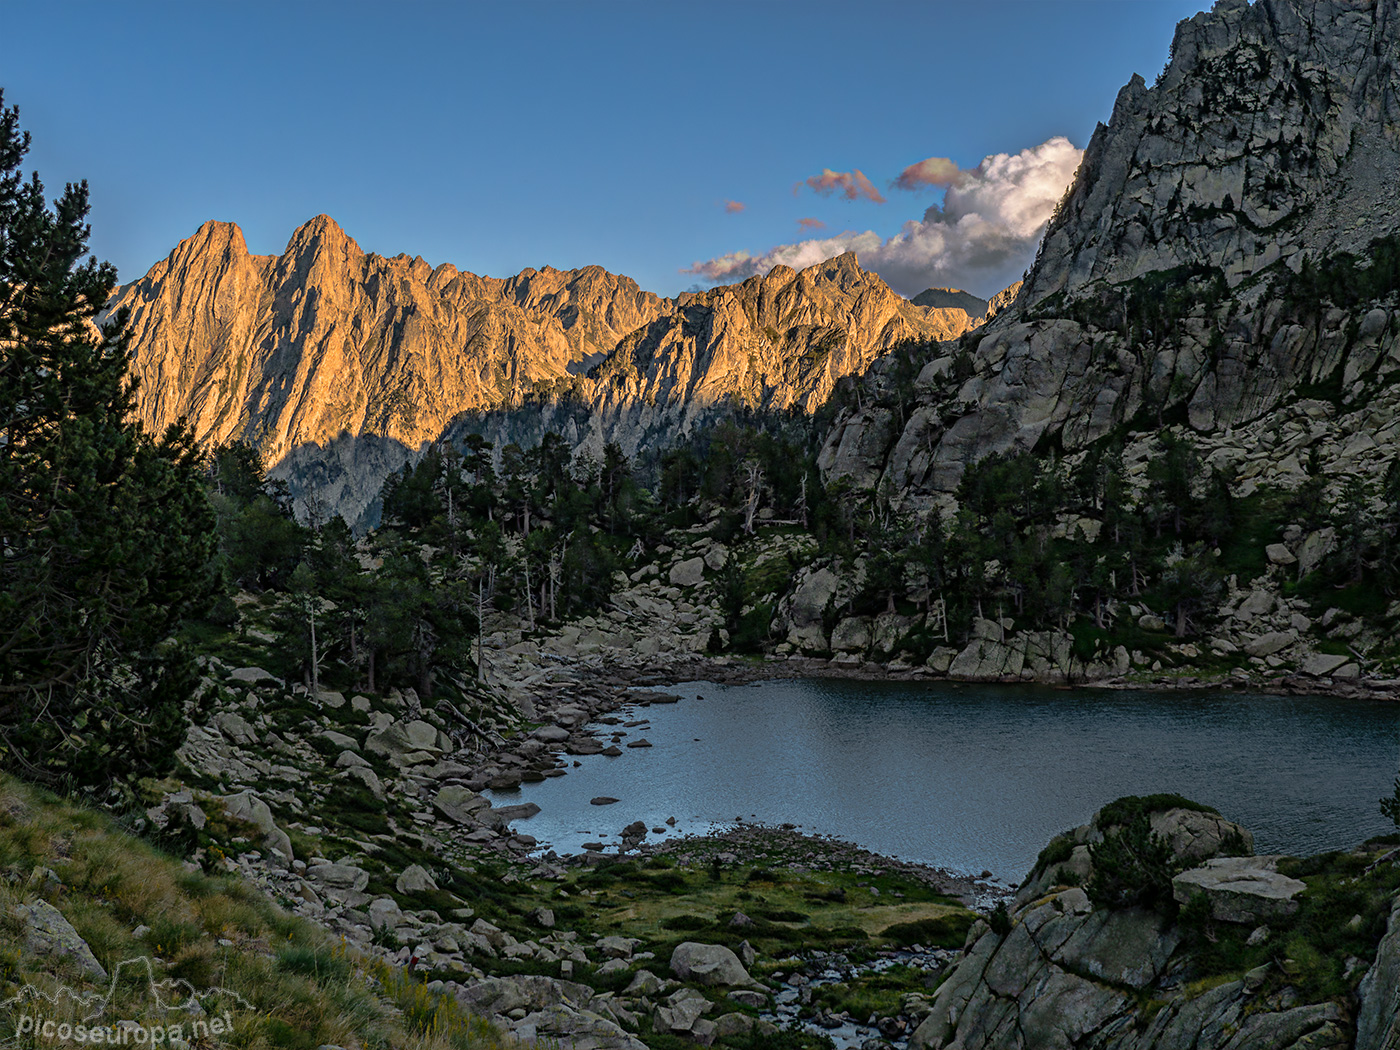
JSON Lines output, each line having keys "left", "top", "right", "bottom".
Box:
{"left": 219, "top": 790, "right": 294, "bottom": 859}
{"left": 12, "top": 900, "right": 107, "bottom": 982}
{"left": 364, "top": 719, "right": 451, "bottom": 765}
{"left": 1171, "top": 856, "right": 1305, "bottom": 924}
{"left": 668, "top": 942, "right": 754, "bottom": 987}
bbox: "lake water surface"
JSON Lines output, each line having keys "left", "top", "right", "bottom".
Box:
{"left": 486, "top": 678, "right": 1400, "bottom": 882}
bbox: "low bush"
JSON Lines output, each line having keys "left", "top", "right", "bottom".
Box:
{"left": 878, "top": 913, "right": 974, "bottom": 948}
{"left": 1087, "top": 813, "right": 1181, "bottom": 910}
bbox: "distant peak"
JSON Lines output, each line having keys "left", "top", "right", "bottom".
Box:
{"left": 184, "top": 220, "right": 249, "bottom": 256}
{"left": 286, "top": 214, "right": 358, "bottom": 255}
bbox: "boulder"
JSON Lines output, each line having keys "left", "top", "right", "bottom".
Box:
{"left": 1300, "top": 652, "right": 1350, "bottom": 676}
{"left": 1147, "top": 807, "right": 1253, "bottom": 863}
{"left": 830, "top": 616, "right": 873, "bottom": 653}
{"left": 514, "top": 1003, "right": 646, "bottom": 1050}
{"left": 220, "top": 790, "right": 294, "bottom": 859}
{"left": 1244, "top": 630, "right": 1297, "bottom": 657}
{"left": 12, "top": 900, "right": 107, "bottom": 981}
{"left": 433, "top": 785, "right": 491, "bottom": 824}
{"left": 781, "top": 566, "right": 841, "bottom": 649}
{"left": 1171, "top": 856, "right": 1305, "bottom": 924}
{"left": 342, "top": 764, "right": 385, "bottom": 800}
{"left": 669, "top": 941, "right": 754, "bottom": 987}
{"left": 1232, "top": 589, "right": 1276, "bottom": 622}
{"left": 597, "top": 935, "right": 640, "bottom": 959}
{"left": 1265, "top": 543, "right": 1297, "bottom": 565}
{"left": 1297, "top": 528, "right": 1336, "bottom": 576}
{"left": 229, "top": 666, "right": 279, "bottom": 684}
{"left": 318, "top": 729, "right": 359, "bottom": 752}
{"left": 306, "top": 861, "right": 370, "bottom": 893}
{"left": 655, "top": 986, "right": 712, "bottom": 1034}
{"left": 456, "top": 973, "right": 595, "bottom": 1016}
{"left": 396, "top": 864, "right": 438, "bottom": 894}
{"left": 214, "top": 710, "right": 258, "bottom": 745}
{"left": 668, "top": 557, "right": 706, "bottom": 588}
{"left": 367, "top": 896, "right": 405, "bottom": 931}
{"left": 364, "top": 719, "right": 450, "bottom": 765}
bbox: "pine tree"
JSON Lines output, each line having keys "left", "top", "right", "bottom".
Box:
{"left": 0, "top": 94, "right": 220, "bottom": 788}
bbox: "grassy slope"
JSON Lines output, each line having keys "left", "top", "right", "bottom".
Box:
{"left": 0, "top": 774, "right": 513, "bottom": 1050}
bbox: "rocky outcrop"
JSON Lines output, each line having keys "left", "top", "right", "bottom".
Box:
{"left": 110, "top": 219, "right": 970, "bottom": 524}
{"left": 819, "top": 0, "right": 1400, "bottom": 508}
{"left": 1024, "top": 0, "right": 1400, "bottom": 302}
{"left": 909, "top": 802, "right": 1394, "bottom": 1050}
{"left": 1357, "top": 895, "right": 1400, "bottom": 1050}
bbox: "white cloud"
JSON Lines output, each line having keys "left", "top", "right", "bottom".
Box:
{"left": 683, "top": 136, "right": 1082, "bottom": 298}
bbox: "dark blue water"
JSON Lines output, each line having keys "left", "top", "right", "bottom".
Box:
{"left": 486, "top": 679, "right": 1400, "bottom": 882}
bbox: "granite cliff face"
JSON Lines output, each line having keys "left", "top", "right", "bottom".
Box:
{"left": 821, "top": 0, "right": 1400, "bottom": 506}
{"left": 112, "top": 218, "right": 969, "bottom": 521}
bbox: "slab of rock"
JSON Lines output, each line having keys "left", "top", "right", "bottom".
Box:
{"left": 668, "top": 557, "right": 706, "bottom": 588}
{"left": 364, "top": 719, "right": 449, "bottom": 765}
{"left": 1172, "top": 856, "right": 1305, "bottom": 924}
{"left": 342, "top": 764, "right": 384, "bottom": 800}
{"left": 669, "top": 941, "right": 754, "bottom": 987}
{"left": 220, "top": 790, "right": 294, "bottom": 859}
{"left": 434, "top": 785, "right": 491, "bottom": 824}
{"left": 396, "top": 864, "right": 438, "bottom": 894}
{"left": 229, "top": 666, "right": 279, "bottom": 684}
{"left": 1301, "top": 652, "right": 1350, "bottom": 676}
{"left": 1244, "top": 630, "right": 1297, "bottom": 657}
{"left": 307, "top": 862, "right": 370, "bottom": 896}
{"left": 318, "top": 729, "right": 359, "bottom": 752}
{"left": 515, "top": 1003, "right": 646, "bottom": 1050}
{"left": 12, "top": 900, "right": 108, "bottom": 981}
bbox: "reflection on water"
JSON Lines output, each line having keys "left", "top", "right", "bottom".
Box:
{"left": 485, "top": 678, "right": 1400, "bottom": 881}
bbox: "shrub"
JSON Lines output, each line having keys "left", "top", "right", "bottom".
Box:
{"left": 660, "top": 914, "right": 712, "bottom": 931}
{"left": 1034, "top": 835, "right": 1075, "bottom": 875}
{"left": 878, "top": 913, "right": 974, "bottom": 948}
{"left": 988, "top": 902, "right": 1012, "bottom": 937}
{"left": 1087, "top": 813, "right": 1181, "bottom": 910}
{"left": 1095, "top": 794, "right": 1217, "bottom": 830}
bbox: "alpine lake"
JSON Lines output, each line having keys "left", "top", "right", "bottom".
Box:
{"left": 487, "top": 677, "right": 1400, "bottom": 883}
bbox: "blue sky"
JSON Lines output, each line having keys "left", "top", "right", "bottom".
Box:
{"left": 3, "top": 1, "right": 1207, "bottom": 298}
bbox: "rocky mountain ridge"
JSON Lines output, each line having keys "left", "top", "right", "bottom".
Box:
{"left": 110, "top": 217, "right": 973, "bottom": 522}
{"left": 820, "top": 0, "right": 1400, "bottom": 510}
